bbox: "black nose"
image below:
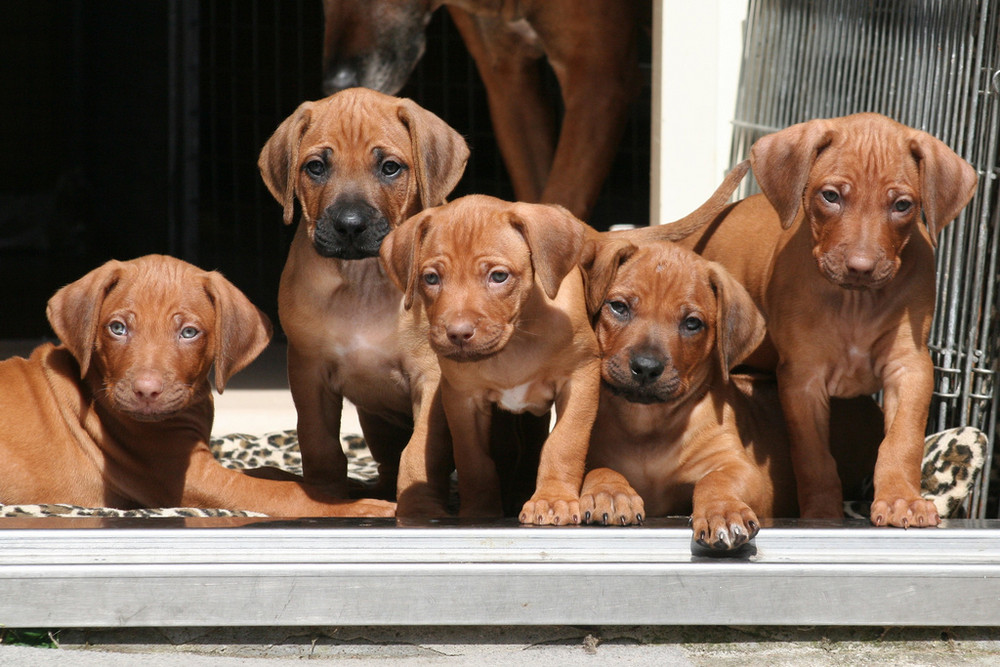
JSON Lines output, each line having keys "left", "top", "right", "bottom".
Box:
{"left": 629, "top": 353, "right": 665, "bottom": 384}
{"left": 322, "top": 200, "right": 378, "bottom": 240}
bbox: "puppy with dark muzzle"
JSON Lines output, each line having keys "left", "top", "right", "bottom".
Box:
{"left": 258, "top": 88, "right": 469, "bottom": 508}
{"left": 580, "top": 239, "right": 882, "bottom": 549}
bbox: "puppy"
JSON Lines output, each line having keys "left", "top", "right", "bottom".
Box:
{"left": 381, "top": 195, "right": 600, "bottom": 524}
{"left": 679, "top": 113, "right": 978, "bottom": 527}
{"left": 0, "top": 255, "right": 394, "bottom": 516}
{"left": 580, "top": 240, "right": 882, "bottom": 548}
{"left": 258, "top": 88, "right": 469, "bottom": 506}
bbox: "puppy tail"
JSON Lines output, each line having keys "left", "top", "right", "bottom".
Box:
{"left": 626, "top": 159, "right": 750, "bottom": 243}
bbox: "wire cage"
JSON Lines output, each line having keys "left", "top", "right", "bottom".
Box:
{"left": 729, "top": 0, "right": 1000, "bottom": 517}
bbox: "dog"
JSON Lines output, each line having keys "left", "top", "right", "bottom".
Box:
{"left": 678, "top": 112, "right": 978, "bottom": 527}
{"left": 0, "top": 255, "right": 395, "bottom": 516}
{"left": 579, "top": 239, "right": 883, "bottom": 548}
{"left": 376, "top": 166, "right": 752, "bottom": 524}
{"left": 321, "top": 0, "right": 646, "bottom": 221}
{"left": 380, "top": 195, "right": 600, "bottom": 523}
{"left": 257, "top": 88, "right": 468, "bottom": 507}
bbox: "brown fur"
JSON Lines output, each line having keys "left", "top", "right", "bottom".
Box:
{"left": 381, "top": 195, "right": 600, "bottom": 524}
{"left": 678, "top": 112, "right": 978, "bottom": 527}
{"left": 321, "top": 0, "right": 646, "bottom": 221}
{"left": 580, "top": 240, "right": 884, "bottom": 548}
{"left": 0, "top": 255, "right": 394, "bottom": 516}
{"left": 258, "top": 88, "right": 467, "bottom": 510}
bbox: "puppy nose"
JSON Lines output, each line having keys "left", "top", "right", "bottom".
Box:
{"left": 629, "top": 354, "right": 665, "bottom": 384}
{"left": 333, "top": 206, "right": 367, "bottom": 239}
{"left": 446, "top": 321, "right": 475, "bottom": 345}
{"left": 132, "top": 372, "right": 164, "bottom": 401}
{"left": 845, "top": 250, "right": 877, "bottom": 276}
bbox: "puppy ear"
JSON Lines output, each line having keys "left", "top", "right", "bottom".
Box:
{"left": 706, "top": 261, "right": 766, "bottom": 383}
{"left": 380, "top": 210, "right": 431, "bottom": 310}
{"left": 750, "top": 119, "right": 835, "bottom": 229}
{"left": 258, "top": 101, "right": 315, "bottom": 225}
{"left": 202, "top": 272, "right": 273, "bottom": 393}
{"left": 579, "top": 237, "right": 637, "bottom": 318}
{"left": 397, "top": 99, "right": 470, "bottom": 208}
{"left": 908, "top": 131, "right": 978, "bottom": 245}
{"left": 46, "top": 260, "right": 126, "bottom": 378}
{"left": 507, "top": 203, "right": 591, "bottom": 300}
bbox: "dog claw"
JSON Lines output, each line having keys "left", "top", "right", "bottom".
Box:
{"left": 584, "top": 511, "right": 592, "bottom": 523}
{"left": 620, "top": 515, "right": 627, "bottom": 526}
{"left": 636, "top": 513, "right": 643, "bottom": 525}
{"left": 602, "top": 512, "right": 610, "bottom": 526}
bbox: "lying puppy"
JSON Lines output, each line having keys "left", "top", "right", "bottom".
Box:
{"left": 0, "top": 254, "right": 394, "bottom": 517}
{"left": 679, "top": 113, "right": 978, "bottom": 527}
{"left": 381, "top": 195, "right": 600, "bottom": 524}
{"left": 258, "top": 88, "right": 468, "bottom": 506}
{"left": 580, "top": 240, "right": 882, "bottom": 548}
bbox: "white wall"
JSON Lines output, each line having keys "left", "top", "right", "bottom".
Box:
{"left": 651, "top": 0, "right": 748, "bottom": 224}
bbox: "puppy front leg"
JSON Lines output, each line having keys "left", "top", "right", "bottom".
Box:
{"left": 691, "top": 453, "right": 765, "bottom": 550}
{"left": 777, "top": 361, "right": 843, "bottom": 519}
{"left": 442, "top": 380, "right": 502, "bottom": 518}
{"left": 396, "top": 379, "right": 454, "bottom": 518}
{"left": 872, "top": 350, "right": 939, "bottom": 528}
{"left": 287, "top": 347, "right": 348, "bottom": 495}
{"left": 521, "top": 362, "right": 600, "bottom": 526}
{"left": 580, "top": 468, "right": 644, "bottom": 526}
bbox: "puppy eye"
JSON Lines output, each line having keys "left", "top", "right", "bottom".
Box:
{"left": 381, "top": 160, "right": 402, "bottom": 178}
{"left": 821, "top": 190, "right": 840, "bottom": 204}
{"left": 893, "top": 199, "right": 913, "bottom": 213}
{"left": 489, "top": 270, "right": 509, "bottom": 284}
{"left": 682, "top": 316, "right": 704, "bottom": 333}
{"left": 304, "top": 159, "right": 326, "bottom": 177}
{"left": 179, "top": 326, "right": 200, "bottom": 340}
{"left": 422, "top": 272, "right": 440, "bottom": 286}
{"left": 108, "top": 320, "right": 127, "bottom": 336}
{"left": 607, "top": 300, "right": 630, "bottom": 318}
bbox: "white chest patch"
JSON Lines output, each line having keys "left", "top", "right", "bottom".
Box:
{"left": 497, "top": 383, "right": 532, "bottom": 413}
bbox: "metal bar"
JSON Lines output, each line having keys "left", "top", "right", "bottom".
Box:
{"left": 1, "top": 519, "right": 1000, "bottom": 628}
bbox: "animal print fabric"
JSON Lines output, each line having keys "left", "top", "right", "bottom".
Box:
{"left": 0, "top": 427, "right": 988, "bottom": 520}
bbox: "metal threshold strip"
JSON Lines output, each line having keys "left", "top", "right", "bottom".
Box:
{"left": 1, "top": 517, "right": 998, "bottom": 627}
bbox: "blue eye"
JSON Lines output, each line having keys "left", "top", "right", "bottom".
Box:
{"left": 894, "top": 199, "right": 913, "bottom": 213}
{"left": 108, "top": 320, "right": 127, "bottom": 336}
{"left": 489, "top": 270, "right": 509, "bottom": 284}
{"left": 180, "top": 326, "right": 200, "bottom": 339}
{"left": 423, "top": 272, "right": 440, "bottom": 286}
{"left": 821, "top": 190, "right": 840, "bottom": 204}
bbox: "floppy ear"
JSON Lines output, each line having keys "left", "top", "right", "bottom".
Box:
{"left": 579, "top": 237, "right": 637, "bottom": 318}
{"left": 706, "top": 261, "right": 766, "bottom": 383}
{"left": 258, "top": 101, "right": 315, "bottom": 225}
{"left": 506, "top": 203, "right": 591, "bottom": 300}
{"left": 202, "top": 271, "right": 273, "bottom": 393}
{"left": 397, "top": 99, "right": 470, "bottom": 208}
{"left": 908, "top": 130, "right": 978, "bottom": 245}
{"left": 46, "top": 260, "right": 127, "bottom": 378}
{"left": 750, "top": 119, "right": 835, "bottom": 229}
{"left": 380, "top": 210, "right": 432, "bottom": 310}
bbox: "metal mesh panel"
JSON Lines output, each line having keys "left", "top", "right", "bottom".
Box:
{"left": 730, "top": 0, "right": 1000, "bottom": 517}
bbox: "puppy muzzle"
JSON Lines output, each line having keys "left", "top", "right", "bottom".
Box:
{"left": 313, "top": 199, "right": 391, "bottom": 260}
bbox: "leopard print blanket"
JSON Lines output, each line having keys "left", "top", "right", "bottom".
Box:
{"left": 0, "top": 427, "right": 988, "bottom": 520}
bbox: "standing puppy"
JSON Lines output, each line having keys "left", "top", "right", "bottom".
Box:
{"left": 0, "top": 255, "right": 394, "bottom": 516}
{"left": 258, "top": 89, "right": 468, "bottom": 503}
{"left": 679, "top": 113, "right": 978, "bottom": 527}
{"left": 381, "top": 195, "right": 600, "bottom": 524}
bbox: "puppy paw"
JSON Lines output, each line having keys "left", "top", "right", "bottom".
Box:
{"left": 520, "top": 493, "right": 581, "bottom": 526}
{"left": 870, "top": 496, "right": 940, "bottom": 528}
{"left": 691, "top": 501, "right": 759, "bottom": 550}
{"left": 580, "top": 475, "right": 644, "bottom": 526}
